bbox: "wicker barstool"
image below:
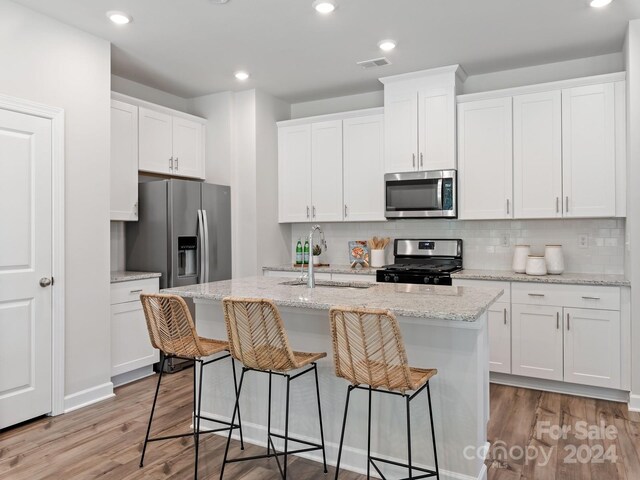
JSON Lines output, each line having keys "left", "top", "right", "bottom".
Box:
{"left": 139, "top": 293, "right": 244, "bottom": 480}
{"left": 330, "top": 306, "right": 440, "bottom": 480}
{"left": 219, "top": 297, "right": 328, "bottom": 480}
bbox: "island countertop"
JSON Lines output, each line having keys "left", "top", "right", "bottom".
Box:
{"left": 162, "top": 276, "right": 503, "bottom": 322}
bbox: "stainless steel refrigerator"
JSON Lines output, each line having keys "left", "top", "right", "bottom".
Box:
{"left": 126, "top": 179, "right": 231, "bottom": 371}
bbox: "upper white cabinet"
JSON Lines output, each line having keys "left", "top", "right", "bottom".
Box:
{"left": 513, "top": 91, "right": 562, "bottom": 219}
{"left": 458, "top": 97, "right": 513, "bottom": 220}
{"left": 380, "top": 66, "right": 463, "bottom": 173}
{"left": 139, "top": 107, "right": 205, "bottom": 179}
{"left": 311, "top": 120, "right": 344, "bottom": 222}
{"left": 110, "top": 100, "right": 139, "bottom": 221}
{"left": 562, "top": 83, "right": 616, "bottom": 218}
{"left": 343, "top": 114, "right": 385, "bottom": 221}
{"left": 277, "top": 109, "right": 385, "bottom": 223}
{"left": 278, "top": 124, "right": 312, "bottom": 223}
{"left": 457, "top": 74, "right": 625, "bottom": 220}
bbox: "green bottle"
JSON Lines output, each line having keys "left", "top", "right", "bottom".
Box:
{"left": 303, "top": 240, "right": 310, "bottom": 264}
{"left": 295, "top": 238, "right": 303, "bottom": 264}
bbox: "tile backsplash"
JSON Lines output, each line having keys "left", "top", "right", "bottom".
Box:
{"left": 290, "top": 218, "right": 626, "bottom": 274}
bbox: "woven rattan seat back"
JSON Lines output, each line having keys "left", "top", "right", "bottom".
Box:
{"left": 222, "top": 297, "right": 301, "bottom": 372}
{"left": 140, "top": 293, "right": 210, "bottom": 358}
{"left": 330, "top": 306, "right": 416, "bottom": 393}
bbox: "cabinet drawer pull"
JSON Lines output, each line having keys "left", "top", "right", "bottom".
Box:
{"left": 306, "top": 206, "right": 310, "bottom": 219}
{"left": 581, "top": 296, "right": 600, "bottom": 300}
{"left": 130, "top": 289, "right": 143, "bottom": 294}
{"left": 556, "top": 312, "right": 559, "bottom": 330}
{"left": 420, "top": 152, "right": 424, "bottom": 167}
{"left": 344, "top": 204, "right": 348, "bottom": 217}
{"left": 567, "top": 313, "right": 570, "bottom": 331}
{"left": 528, "top": 293, "right": 545, "bottom": 297}
{"left": 566, "top": 196, "right": 569, "bottom": 213}
{"left": 169, "top": 157, "right": 174, "bottom": 170}
{"left": 412, "top": 153, "right": 416, "bottom": 168}
{"left": 556, "top": 197, "right": 559, "bottom": 214}
{"left": 506, "top": 199, "right": 510, "bottom": 215}
{"left": 503, "top": 308, "right": 507, "bottom": 325}
{"left": 313, "top": 206, "right": 316, "bottom": 218}
{"left": 174, "top": 157, "right": 179, "bottom": 171}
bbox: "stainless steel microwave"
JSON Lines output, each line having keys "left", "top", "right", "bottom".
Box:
{"left": 385, "top": 170, "right": 457, "bottom": 219}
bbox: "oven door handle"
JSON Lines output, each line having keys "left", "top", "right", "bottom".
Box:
{"left": 437, "top": 178, "right": 444, "bottom": 210}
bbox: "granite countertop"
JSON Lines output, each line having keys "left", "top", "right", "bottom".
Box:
{"left": 162, "top": 276, "right": 503, "bottom": 322}
{"left": 263, "top": 264, "right": 378, "bottom": 275}
{"left": 452, "top": 269, "right": 630, "bottom": 287}
{"left": 110, "top": 271, "right": 162, "bottom": 283}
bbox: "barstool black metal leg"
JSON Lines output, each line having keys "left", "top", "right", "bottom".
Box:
{"left": 267, "top": 371, "right": 273, "bottom": 456}
{"left": 426, "top": 381, "right": 440, "bottom": 480}
{"left": 230, "top": 357, "right": 244, "bottom": 450}
{"left": 140, "top": 356, "right": 166, "bottom": 468}
{"left": 334, "top": 386, "right": 353, "bottom": 480}
{"left": 194, "top": 359, "right": 204, "bottom": 480}
{"left": 313, "top": 363, "right": 328, "bottom": 473}
{"left": 406, "top": 394, "right": 412, "bottom": 479}
{"left": 220, "top": 367, "right": 246, "bottom": 480}
{"left": 366, "top": 386, "right": 372, "bottom": 479}
{"left": 283, "top": 374, "right": 291, "bottom": 479}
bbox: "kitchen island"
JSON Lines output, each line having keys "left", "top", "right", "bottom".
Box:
{"left": 164, "top": 276, "right": 503, "bottom": 480}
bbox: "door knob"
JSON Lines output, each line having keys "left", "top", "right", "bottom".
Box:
{"left": 39, "top": 277, "right": 52, "bottom": 287}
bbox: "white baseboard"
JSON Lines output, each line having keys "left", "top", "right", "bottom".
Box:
{"left": 64, "top": 382, "right": 114, "bottom": 413}
{"left": 111, "top": 366, "right": 155, "bottom": 388}
{"left": 490, "top": 373, "right": 629, "bottom": 403}
{"left": 198, "top": 411, "right": 482, "bottom": 480}
{"left": 629, "top": 394, "right": 640, "bottom": 412}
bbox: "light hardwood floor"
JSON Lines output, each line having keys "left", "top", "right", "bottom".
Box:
{"left": 1, "top": 370, "right": 639, "bottom": 479}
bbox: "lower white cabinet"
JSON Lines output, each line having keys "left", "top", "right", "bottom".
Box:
{"left": 563, "top": 308, "right": 620, "bottom": 389}
{"left": 487, "top": 302, "right": 511, "bottom": 374}
{"left": 511, "top": 304, "right": 564, "bottom": 381}
{"left": 110, "top": 278, "right": 159, "bottom": 379}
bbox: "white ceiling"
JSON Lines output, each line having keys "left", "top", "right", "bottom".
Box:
{"left": 13, "top": 0, "right": 640, "bottom": 103}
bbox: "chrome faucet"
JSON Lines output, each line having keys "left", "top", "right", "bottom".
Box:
{"left": 302, "top": 224, "right": 327, "bottom": 288}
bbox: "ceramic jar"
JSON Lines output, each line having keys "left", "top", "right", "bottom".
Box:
{"left": 545, "top": 245, "right": 565, "bottom": 275}
{"left": 370, "top": 249, "right": 386, "bottom": 268}
{"left": 525, "top": 256, "right": 547, "bottom": 276}
{"left": 512, "top": 245, "right": 531, "bottom": 273}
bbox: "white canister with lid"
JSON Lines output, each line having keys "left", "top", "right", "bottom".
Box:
{"left": 526, "top": 255, "right": 547, "bottom": 276}
{"left": 545, "top": 245, "right": 565, "bottom": 275}
{"left": 512, "top": 245, "right": 531, "bottom": 273}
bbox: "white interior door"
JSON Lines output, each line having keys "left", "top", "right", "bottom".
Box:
{"left": 0, "top": 108, "right": 53, "bottom": 429}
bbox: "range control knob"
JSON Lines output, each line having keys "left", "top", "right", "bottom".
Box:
{"left": 423, "top": 276, "right": 431, "bottom": 284}
{"left": 393, "top": 275, "right": 399, "bottom": 282}
{"left": 384, "top": 275, "right": 390, "bottom": 282}
{"left": 433, "top": 277, "right": 441, "bottom": 285}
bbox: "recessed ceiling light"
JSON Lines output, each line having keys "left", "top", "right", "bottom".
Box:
{"left": 313, "top": 0, "right": 336, "bottom": 14}
{"left": 378, "top": 40, "right": 397, "bottom": 52}
{"left": 590, "top": 0, "right": 612, "bottom": 7}
{"left": 235, "top": 71, "right": 250, "bottom": 81}
{"left": 107, "top": 11, "right": 132, "bottom": 25}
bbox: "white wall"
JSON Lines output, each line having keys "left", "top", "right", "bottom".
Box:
{"left": 0, "top": 1, "right": 111, "bottom": 400}
{"left": 289, "top": 53, "right": 624, "bottom": 118}
{"left": 291, "top": 219, "right": 625, "bottom": 275}
{"left": 624, "top": 20, "right": 640, "bottom": 408}
{"left": 111, "top": 74, "right": 192, "bottom": 112}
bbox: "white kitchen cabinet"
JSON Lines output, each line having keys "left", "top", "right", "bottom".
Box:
{"left": 138, "top": 106, "right": 205, "bottom": 179}
{"left": 110, "top": 278, "right": 159, "bottom": 382}
{"left": 381, "top": 67, "right": 461, "bottom": 173}
{"left": 343, "top": 114, "right": 385, "bottom": 221}
{"left": 172, "top": 117, "right": 204, "bottom": 179}
{"left": 488, "top": 302, "right": 511, "bottom": 374}
{"left": 139, "top": 107, "right": 173, "bottom": 175}
{"left": 311, "top": 120, "right": 344, "bottom": 222}
{"left": 511, "top": 303, "right": 563, "bottom": 381}
{"left": 513, "top": 91, "right": 562, "bottom": 219}
{"left": 418, "top": 87, "right": 456, "bottom": 171}
{"left": 278, "top": 124, "right": 313, "bottom": 222}
{"left": 110, "top": 100, "right": 139, "bottom": 221}
{"left": 563, "top": 308, "right": 620, "bottom": 389}
{"left": 458, "top": 97, "right": 513, "bottom": 219}
{"left": 383, "top": 89, "right": 418, "bottom": 173}
{"left": 562, "top": 83, "right": 616, "bottom": 218}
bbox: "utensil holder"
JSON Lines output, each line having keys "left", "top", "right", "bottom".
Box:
{"left": 370, "top": 249, "right": 385, "bottom": 268}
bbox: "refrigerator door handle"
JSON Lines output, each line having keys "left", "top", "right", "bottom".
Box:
{"left": 202, "top": 209, "right": 210, "bottom": 283}
{"left": 197, "top": 209, "right": 206, "bottom": 284}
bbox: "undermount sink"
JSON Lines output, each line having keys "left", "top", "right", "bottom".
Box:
{"left": 280, "top": 279, "right": 372, "bottom": 289}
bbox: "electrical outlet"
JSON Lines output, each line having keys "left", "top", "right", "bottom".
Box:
{"left": 500, "top": 233, "right": 510, "bottom": 247}
{"left": 578, "top": 234, "right": 589, "bottom": 248}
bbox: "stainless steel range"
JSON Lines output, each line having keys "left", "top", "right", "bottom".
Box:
{"left": 376, "top": 239, "right": 463, "bottom": 285}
